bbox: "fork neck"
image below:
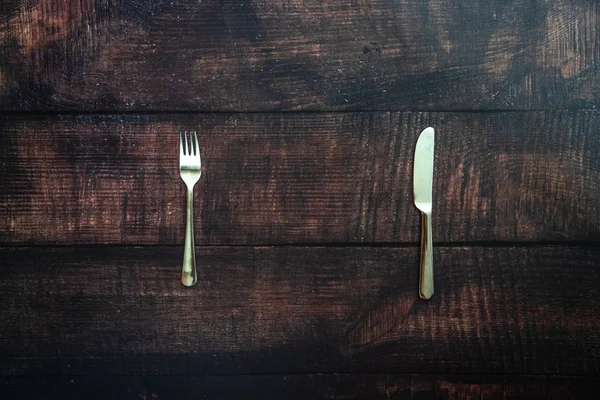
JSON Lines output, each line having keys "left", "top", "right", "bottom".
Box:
{"left": 186, "top": 187, "right": 194, "bottom": 205}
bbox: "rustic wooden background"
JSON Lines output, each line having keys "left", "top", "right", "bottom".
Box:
{"left": 1, "top": 0, "right": 599, "bottom": 398}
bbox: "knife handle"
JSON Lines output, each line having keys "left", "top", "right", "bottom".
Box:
{"left": 419, "top": 212, "right": 434, "bottom": 300}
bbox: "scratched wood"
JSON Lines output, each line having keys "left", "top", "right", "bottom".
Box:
{"left": 1, "top": 374, "right": 598, "bottom": 399}
{"left": 1, "top": 111, "right": 599, "bottom": 245}
{"left": 1, "top": 1, "right": 598, "bottom": 398}
{"left": 1, "top": 246, "right": 599, "bottom": 376}
{"left": 1, "top": 0, "right": 599, "bottom": 111}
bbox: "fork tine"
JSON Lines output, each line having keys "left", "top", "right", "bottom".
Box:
{"left": 180, "top": 131, "right": 185, "bottom": 156}
{"left": 186, "top": 130, "right": 191, "bottom": 155}
{"left": 193, "top": 131, "right": 199, "bottom": 157}
{"left": 187, "top": 131, "right": 191, "bottom": 155}
{"left": 181, "top": 131, "right": 186, "bottom": 155}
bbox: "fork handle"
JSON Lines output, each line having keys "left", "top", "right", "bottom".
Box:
{"left": 182, "top": 188, "right": 197, "bottom": 287}
{"left": 419, "top": 211, "right": 434, "bottom": 300}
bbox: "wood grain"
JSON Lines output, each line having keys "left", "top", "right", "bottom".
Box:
{"left": 1, "top": 111, "right": 599, "bottom": 245}
{"left": 1, "top": 374, "right": 598, "bottom": 399}
{"left": 1, "top": 246, "right": 599, "bottom": 376}
{"left": 0, "top": 0, "right": 599, "bottom": 111}
{"left": 2, "top": 0, "right": 598, "bottom": 394}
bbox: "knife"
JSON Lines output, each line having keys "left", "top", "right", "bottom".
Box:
{"left": 413, "top": 127, "right": 435, "bottom": 300}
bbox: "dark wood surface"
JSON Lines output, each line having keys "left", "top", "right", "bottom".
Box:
{"left": 1, "top": 246, "right": 599, "bottom": 376}
{"left": 2, "top": 111, "right": 599, "bottom": 245}
{"left": 0, "top": 0, "right": 599, "bottom": 111}
{"left": 1, "top": 1, "right": 599, "bottom": 399}
{"left": 2, "top": 374, "right": 599, "bottom": 400}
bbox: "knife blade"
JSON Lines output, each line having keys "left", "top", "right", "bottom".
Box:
{"left": 413, "top": 127, "right": 435, "bottom": 300}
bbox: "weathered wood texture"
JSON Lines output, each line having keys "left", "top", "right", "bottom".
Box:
{"left": 1, "top": 0, "right": 599, "bottom": 111}
{"left": 1, "top": 111, "right": 599, "bottom": 245}
{"left": 2, "top": 374, "right": 599, "bottom": 400}
{"left": 1, "top": 246, "right": 599, "bottom": 376}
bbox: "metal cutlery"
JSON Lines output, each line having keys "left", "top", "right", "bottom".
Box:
{"left": 413, "top": 127, "right": 435, "bottom": 300}
{"left": 179, "top": 131, "right": 202, "bottom": 287}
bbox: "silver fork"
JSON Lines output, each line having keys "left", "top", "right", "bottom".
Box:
{"left": 179, "top": 131, "right": 202, "bottom": 287}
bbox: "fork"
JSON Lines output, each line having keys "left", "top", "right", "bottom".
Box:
{"left": 179, "top": 131, "right": 202, "bottom": 287}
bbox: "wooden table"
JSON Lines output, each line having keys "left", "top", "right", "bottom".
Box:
{"left": 1, "top": 1, "right": 599, "bottom": 398}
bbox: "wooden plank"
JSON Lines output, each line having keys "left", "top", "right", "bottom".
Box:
{"left": 1, "top": 246, "right": 599, "bottom": 376}
{"left": 1, "top": 111, "right": 599, "bottom": 245}
{"left": 0, "top": 0, "right": 599, "bottom": 111}
{"left": 1, "top": 374, "right": 598, "bottom": 399}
